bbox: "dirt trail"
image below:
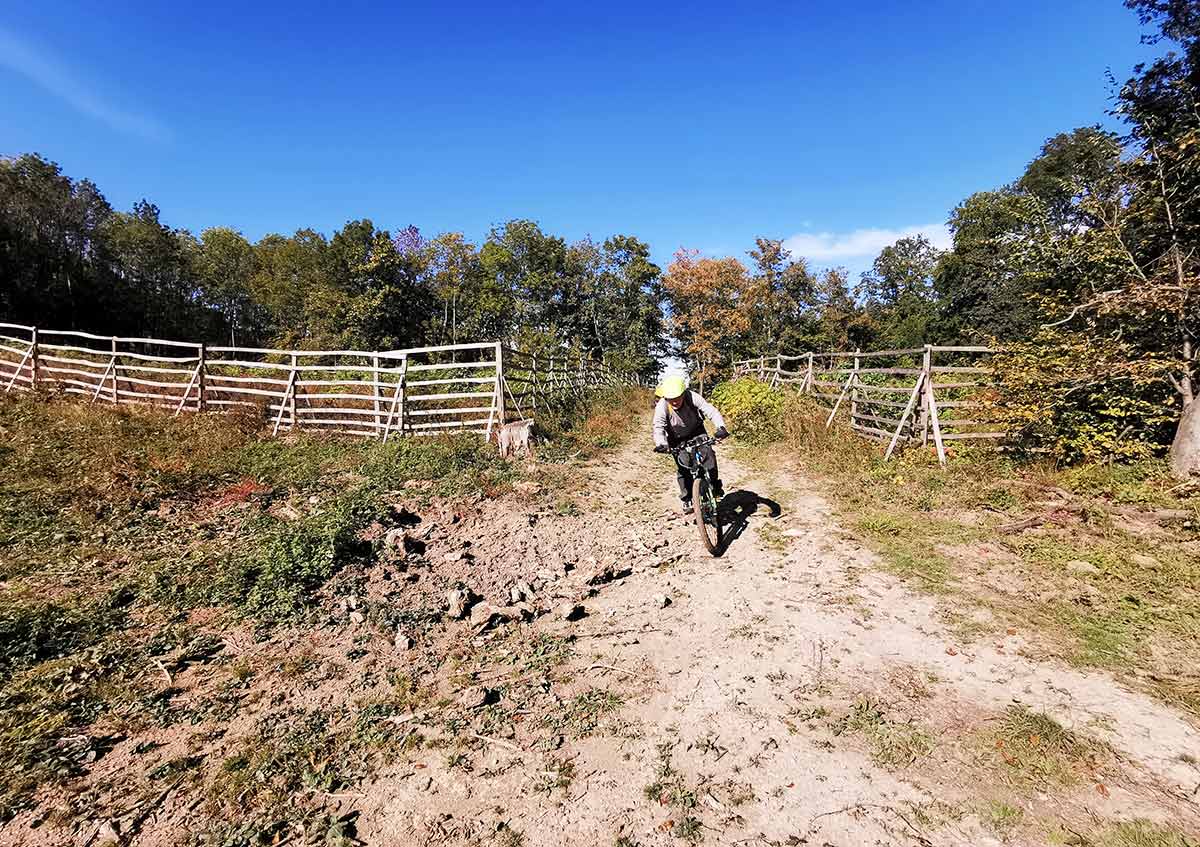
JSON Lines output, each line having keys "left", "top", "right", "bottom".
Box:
{"left": 356, "top": 419, "right": 1200, "bottom": 846}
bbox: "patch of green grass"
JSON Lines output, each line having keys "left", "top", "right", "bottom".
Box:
{"left": 533, "top": 757, "right": 576, "bottom": 794}
{"left": 857, "top": 512, "right": 908, "bottom": 537}
{"left": 987, "top": 706, "right": 1105, "bottom": 790}
{"left": 876, "top": 545, "right": 952, "bottom": 593}
{"left": 982, "top": 800, "right": 1024, "bottom": 838}
{"left": 834, "top": 697, "right": 933, "bottom": 767}
{"left": 672, "top": 817, "right": 703, "bottom": 843}
{"left": 1097, "top": 819, "right": 1199, "bottom": 847}
{"left": 0, "top": 637, "right": 147, "bottom": 820}
{"left": 643, "top": 741, "right": 698, "bottom": 812}
{"left": 545, "top": 688, "right": 624, "bottom": 738}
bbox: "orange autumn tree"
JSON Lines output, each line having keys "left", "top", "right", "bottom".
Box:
{"left": 662, "top": 249, "right": 754, "bottom": 390}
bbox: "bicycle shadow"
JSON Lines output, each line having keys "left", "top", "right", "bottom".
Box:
{"left": 715, "top": 489, "right": 783, "bottom": 555}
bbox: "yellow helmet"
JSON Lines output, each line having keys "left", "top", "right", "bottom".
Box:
{"left": 655, "top": 375, "right": 687, "bottom": 399}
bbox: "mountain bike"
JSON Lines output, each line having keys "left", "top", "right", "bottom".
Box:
{"left": 669, "top": 434, "right": 723, "bottom": 556}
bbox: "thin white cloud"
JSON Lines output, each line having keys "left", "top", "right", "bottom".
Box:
{"left": 782, "top": 222, "right": 951, "bottom": 263}
{"left": 0, "top": 27, "right": 169, "bottom": 141}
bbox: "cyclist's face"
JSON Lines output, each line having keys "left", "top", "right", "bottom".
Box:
{"left": 667, "top": 396, "right": 685, "bottom": 410}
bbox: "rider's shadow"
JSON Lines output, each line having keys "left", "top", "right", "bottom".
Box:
{"left": 715, "top": 489, "right": 782, "bottom": 555}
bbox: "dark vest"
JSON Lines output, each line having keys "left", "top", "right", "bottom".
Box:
{"left": 665, "top": 393, "right": 705, "bottom": 445}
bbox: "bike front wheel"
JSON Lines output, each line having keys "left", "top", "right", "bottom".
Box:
{"left": 692, "top": 477, "right": 721, "bottom": 556}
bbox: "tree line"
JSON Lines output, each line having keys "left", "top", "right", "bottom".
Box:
{"left": 662, "top": 0, "right": 1198, "bottom": 476}
{"left": 0, "top": 160, "right": 666, "bottom": 379}
{"left": 2, "top": 0, "right": 1196, "bottom": 473}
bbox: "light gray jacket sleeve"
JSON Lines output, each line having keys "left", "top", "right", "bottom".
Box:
{"left": 652, "top": 399, "right": 670, "bottom": 448}
{"left": 690, "top": 391, "right": 726, "bottom": 431}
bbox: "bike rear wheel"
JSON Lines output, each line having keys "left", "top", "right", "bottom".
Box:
{"left": 692, "top": 476, "right": 721, "bottom": 556}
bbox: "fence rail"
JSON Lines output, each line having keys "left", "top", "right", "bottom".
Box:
{"left": 0, "top": 323, "right": 635, "bottom": 440}
{"left": 734, "top": 345, "right": 1004, "bottom": 464}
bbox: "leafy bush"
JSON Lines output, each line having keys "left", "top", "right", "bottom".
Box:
{"left": 0, "top": 598, "right": 128, "bottom": 684}
{"left": 987, "top": 331, "right": 1177, "bottom": 464}
{"left": 216, "top": 492, "right": 384, "bottom": 621}
{"left": 710, "top": 378, "right": 786, "bottom": 444}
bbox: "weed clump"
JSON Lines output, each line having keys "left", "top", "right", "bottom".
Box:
{"left": 989, "top": 705, "right": 1105, "bottom": 788}
{"left": 833, "top": 697, "right": 933, "bottom": 767}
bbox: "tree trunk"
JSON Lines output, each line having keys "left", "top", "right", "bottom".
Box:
{"left": 1171, "top": 393, "right": 1200, "bottom": 477}
{"left": 1169, "top": 398, "right": 1200, "bottom": 480}
{"left": 1168, "top": 335, "right": 1197, "bottom": 480}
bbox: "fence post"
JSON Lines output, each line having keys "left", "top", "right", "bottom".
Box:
{"left": 289, "top": 353, "right": 298, "bottom": 430}
{"left": 110, "top": 337, "right": 119, "bottom": 404}
{"left": 531, "top": 353, "right": 538, "bottom": 416}
{"left": 197, "top": 343, "right": 207, "bottom": 412}
{"left": 758, "top": 355, "right": 765, "bottom": 380}
{"left": 496, "top": 342, "right": 506, "bottom": 427}
{"left": 806, "top": 352, "right": 814, "bottom": 394}
{"left": 29, "top": 327, "right": 40, "bottom": 390}
{"left": 850, "top": 349, "right": 860, "bottom": 427}
{"left": 399, "top": 355, "right": 408, "bottom": 435}
{"left": 372, "top": 354, "right": 381, "bottom": 433}
{"left": 919, "top": 345, "right": 932, "bottom": 446}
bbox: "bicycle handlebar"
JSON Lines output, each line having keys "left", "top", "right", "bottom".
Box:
{"left": 663, "top": 434, "right": 718, "bottom": 454}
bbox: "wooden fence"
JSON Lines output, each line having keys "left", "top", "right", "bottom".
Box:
{"left": 0, "top": 322, "right": 634, "bottom": 441}
{"left": 734, "top": 345, "right": 1004, "bottom": 464}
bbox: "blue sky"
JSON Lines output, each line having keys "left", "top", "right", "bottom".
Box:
{"left": 2, "top": 0, "right": 1158, "bottom": 277}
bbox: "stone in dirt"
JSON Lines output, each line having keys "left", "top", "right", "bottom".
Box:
{"left": 96, "top": 820, "right": 121, "bottom": 845}
{"left": 349, "top": 611, "right": 365, "bottom": 625}
{"left": 1130, "top": 553, "right": 1160, "bottom": 569}
{"left": 469, "top": 603, "right": 507, "bottom": 630}
{"left": 513, "top": 481, "right": 541, "bottom": 494}
{"left": 558, "top": 602, "right": 585, "bottom": 621}
{"left": 446, "top": 588, "right": 476, "bottom": 619}
{"left": 384, "top": 528, "right": 426, "bottom": 555}
{"left": 458, "top": 686, "right": 492, "bottom": 708}
{"left": 652, "top": 593, "right": 671, "bottom": 609}
{"left": 510, "top": 581, "right": 535, "bottom": 603}
{"left": 1066, "top": 559, "right": 1100, "bottom": 575}
{"left": 585, "top": 562, "right": 632, "bottom": 586}
{"left": 394, "top": 631, "right": 414, "bottom": 650}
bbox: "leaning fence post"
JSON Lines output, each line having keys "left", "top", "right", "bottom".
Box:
{"left": 289, "top": 353, "right": 298, "bottom": 430}
{"left": 850, "top": 349, "right": 860, "bottom": 427}
{"left": 919, "top": 345, "right": 932, "bottom": 446}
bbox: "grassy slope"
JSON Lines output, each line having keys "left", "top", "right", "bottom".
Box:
{"left": 0, "top": 388, "right": 648, "bottom": 830}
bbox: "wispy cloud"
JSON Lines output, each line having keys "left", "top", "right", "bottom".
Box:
{"left": 783, "top": 222, "right": 951, "bottom": 263}
{"left": 0, "top": 27, "right": 169, "bottom": 141}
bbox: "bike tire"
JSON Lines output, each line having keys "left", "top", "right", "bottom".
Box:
{"left": 692, "top": 477, "right": 720, "bottom": 556}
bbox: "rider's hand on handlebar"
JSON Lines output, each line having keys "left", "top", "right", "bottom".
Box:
{"left": 715, "top": 427, "right": 730, "bottom": 440}
{"left": 653, "top": 444, "right": 669, "bottom": 454}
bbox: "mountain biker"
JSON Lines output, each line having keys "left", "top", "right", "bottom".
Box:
{"left": 652, "top": 375, "right": 730, "bottom": 513}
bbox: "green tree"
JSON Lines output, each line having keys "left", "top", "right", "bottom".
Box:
{"left": 858, "top": 235, "right": 941, "bottom": 348}
{"left": 196, "top": 227, "right": 260, "bottom": 345}
{"left": 0, "top": 154, "right": 121, "bottom": 331}
{"left": 104, "top": 200, "right": 205, "bottom": 340}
